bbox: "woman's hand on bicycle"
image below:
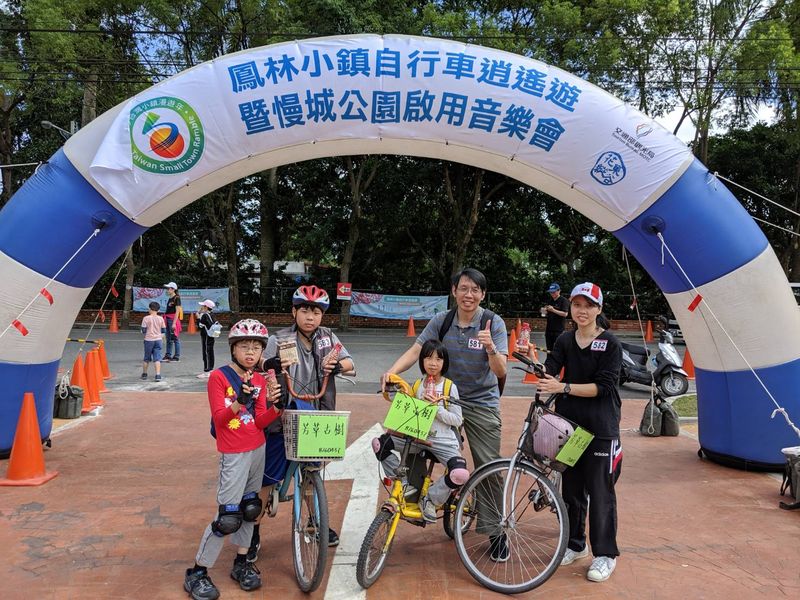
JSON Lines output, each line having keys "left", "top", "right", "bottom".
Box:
{"left": 535, "top": 372, "right": 564, "bottom": 394}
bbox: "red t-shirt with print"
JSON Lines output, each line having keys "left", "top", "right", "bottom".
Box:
{"left": 208, "top": 369, "right": 280, "bottom": 453}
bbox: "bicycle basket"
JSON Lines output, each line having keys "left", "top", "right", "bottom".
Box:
{"left": 521, "top": 409, "right": 576, "bottom": 472}
{"left": 282, "top": 410, "right": 350, "bottom": 462}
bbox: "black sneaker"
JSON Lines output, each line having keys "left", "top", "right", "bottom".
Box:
{"left": 184, "top": 568, "right": 219, "bottom": 600}
{"left": 490, "top": 533, "right": 510, "bottom": 562}
{"left": 163, "top": 356, "right": 173, "bottom": 362}
{"left": 327, "top": 527, "right": 339, "bottom": 547}
{"left": 172, "top": 356, "right": 180, "bottom": 362}
{"left": 246, "top": 531, "right": 260, "bottom": 563}
{"left": 230, "top": 559, "right": 262, "bottom": 591}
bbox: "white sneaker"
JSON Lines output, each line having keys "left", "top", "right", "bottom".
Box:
{"left": 586, "top": 556, "right": 616, "bottom": 582}
{"left": 420, "top": 495, "right": 437, "bottom": 523}
{"left": 560, "top": 546, "right": 589, "bottom": 566}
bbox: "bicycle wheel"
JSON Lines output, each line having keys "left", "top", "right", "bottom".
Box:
{"left": 291, "top": 469, "right": 329, "bottom": 592}
{"left": 443, "top": 489, "right": 476, "bottom": 540}
{"left": 356, "top": 509, "right": 397, "bottom": 588}
{"left": 453, "top": 459, "right": 568, "bottom": 594}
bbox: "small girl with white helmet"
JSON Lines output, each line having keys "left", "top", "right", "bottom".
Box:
{"left": 184, "top": 319, "right": 282, "bottom": 600}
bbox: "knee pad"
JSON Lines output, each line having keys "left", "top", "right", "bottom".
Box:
{"left": 444, "top": 457, "right": 470, "bottom": 488}
{"left": 211, "top": 503, "right": 243, "bottom": 537}
{"left": 372, "top": 433, "right": 394, "bottom": 461}
{"left": 240, "top": 492, "right": 262, "bottom": 522}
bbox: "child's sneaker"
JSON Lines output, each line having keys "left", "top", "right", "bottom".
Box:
{"left": 230, "top": 558, "right": 262, "bottom": 591}
{"left": 140, "top": 373, "right": 147, "bottom": 380}
{"left": 184, "top": 567, "right": 219, "bottom": 600}
{"left": 154, "top": 374, "right": 162, "bottom": 382}
{"left": 420, "top": 495, "right": 437, "bottom": 523}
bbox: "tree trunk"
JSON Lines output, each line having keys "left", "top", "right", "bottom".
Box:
{"left": 223, "top": 185, "right": 240, "bottom": 315}
{"left": 339, "top": 157, "right": 378, "bottom": 329}
{"left": 0, "top": 91, "right": 23, "bottom": 207}
{"left": 81, "top": 71, "right": 98, "bottom": 127}
{"left": 259, "top": 168, "right": 278, "bottom": 307}
{"left": 121, "top": 245, "right": 136, "bottom": 328}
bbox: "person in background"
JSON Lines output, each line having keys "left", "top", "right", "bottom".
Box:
{"left": 535, "top": 282, "right": 623, "bottom": 583}
{"left": 542, "top": 282, "right": 570, "bottom": 351}
{"left": 163, "top": 282, "right": 182, "bottom": 362}
{"left": 197, "top": 299, "right": 217, "bottom": 377}
{"left": 140, "top": 301, "right": 165, "bottom": 382}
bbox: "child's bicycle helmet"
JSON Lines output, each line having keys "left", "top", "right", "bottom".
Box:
{"left": 292, "top": 285, "right": 330, "bottom": 311}
{"left": 228, "top": 319, "right": 269, "bottom": 347}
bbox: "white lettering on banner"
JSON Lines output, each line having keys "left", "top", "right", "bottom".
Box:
{"left": 468, "top": 338, "right": 483, "bottom": 350}
{"left": 88, "top": 35, "right": 691, "bottom": 221}
{"left": 591, "top": 339, "right": 608, "bottom": 351}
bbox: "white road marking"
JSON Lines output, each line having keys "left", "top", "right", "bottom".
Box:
{"left": 324, "top": 423, "right": 384, "bottom": 600}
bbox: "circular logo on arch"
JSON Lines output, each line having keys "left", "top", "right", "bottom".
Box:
{"left": 129, "top": 96, "right": 204, "bottom": 174}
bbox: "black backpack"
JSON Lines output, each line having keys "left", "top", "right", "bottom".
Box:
{"left": 438, "top": 308, "right": 506, "bottom": 395}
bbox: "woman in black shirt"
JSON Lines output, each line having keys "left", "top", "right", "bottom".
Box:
{"left": 536, "top": 282, "right": 623, "bottom": 583}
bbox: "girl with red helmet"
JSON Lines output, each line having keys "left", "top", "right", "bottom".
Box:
{"left": 184, "top": 319, "right": 282, "bottom": 600}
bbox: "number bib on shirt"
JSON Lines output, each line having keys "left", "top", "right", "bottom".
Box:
{"left": 591, "top": 339, "right": 608, "bottom": 351}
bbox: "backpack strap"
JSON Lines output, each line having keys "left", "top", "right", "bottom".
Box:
{"left": 438, "top": 308, "right": 458, "bottom": 340}
{"left": 210, "top": 366, "right": 247, "bottom": 439}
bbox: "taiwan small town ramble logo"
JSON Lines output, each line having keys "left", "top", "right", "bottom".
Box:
{"left": 590, "top": 151, "right": 626, "bottom": 186}
{"left": 129, "top": 96, "right": 204, "bottom": 174}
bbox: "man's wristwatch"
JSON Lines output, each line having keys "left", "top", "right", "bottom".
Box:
{"left": 486, "top": 345, "right": 498, "bottom": 356}
{"left": 563, "top": 383, "right": 571, "bottom": 394}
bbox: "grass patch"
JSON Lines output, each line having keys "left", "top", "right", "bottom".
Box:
{"left": 671, "top": 394, "right": 697, "bottom": 417}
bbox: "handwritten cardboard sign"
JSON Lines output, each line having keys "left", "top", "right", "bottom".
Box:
{"left": 554, "top": 426, "right": 594, "bottom": 467}
{"left": 383, "top": 392, "right": 437, "bottom": 440}
{"left": 296, "top": 413, "right": 348, "bottom": 458}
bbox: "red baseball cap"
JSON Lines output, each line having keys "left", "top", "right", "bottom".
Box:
{"left": 570, "top": 282, "right": 603, "bottom": 307}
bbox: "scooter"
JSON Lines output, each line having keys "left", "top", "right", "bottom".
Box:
{"left": 619, "top": 317, "right": 689, "bottom": 396}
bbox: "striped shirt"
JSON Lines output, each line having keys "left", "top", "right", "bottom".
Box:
{"left": 417, "top": 308, "right": 508, "bottom": 408}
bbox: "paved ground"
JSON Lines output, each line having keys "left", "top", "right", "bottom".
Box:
{"left": 60, "top": 326, "right": 695, "bottom": 399}
{"left": 1, "top": 384, "right": 797, "bottom": 599}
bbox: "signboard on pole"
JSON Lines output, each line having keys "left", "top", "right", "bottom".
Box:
{"left": 336, "top": 282, "right": 352, "bottom": 301}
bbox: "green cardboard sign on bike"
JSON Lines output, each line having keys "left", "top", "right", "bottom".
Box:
{"left": 1, "top": 34, "right": 798, "bottom": 468}
{"left": 295, "top": 413, "right": 348, "bottom": 459}
{"left": 554, "top": 427, "right": 595, "bottom": 467}
{"left": 383, "top": 393, "right": 437, "bottom": 440}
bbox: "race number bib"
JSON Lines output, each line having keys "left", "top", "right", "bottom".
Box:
{"left": 316, "top": 336, "right": 332, "bottom": 350}
{"left": 467, "top": 338, "right": 483, "bottom": 350}
{"left": 591, "top": 339, "right": 608, "bottom": 351}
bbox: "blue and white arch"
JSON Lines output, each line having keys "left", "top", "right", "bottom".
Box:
{"left": 1, "top": 34, "right": 797, "bottom": 465}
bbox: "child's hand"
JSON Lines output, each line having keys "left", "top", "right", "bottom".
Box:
{"left": 423, "top": 391, "right": 442, "bottom": 404}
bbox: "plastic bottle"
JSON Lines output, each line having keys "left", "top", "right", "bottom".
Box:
{"left": 425, "top": 375, "right": 437, "bottom": 399}
{"left": 519, "top": 322, "right": 531, "bottom": 350}
{"left": 265, "top": 368, "right": 277, "bottom": 389}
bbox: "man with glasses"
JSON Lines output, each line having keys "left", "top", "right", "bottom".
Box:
{"left": 383, "top": 268, "right": 509, "bottom": 561}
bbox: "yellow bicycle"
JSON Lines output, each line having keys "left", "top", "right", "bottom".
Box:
{"left": 355, "top": 374, "right": 475, "bottom": 588}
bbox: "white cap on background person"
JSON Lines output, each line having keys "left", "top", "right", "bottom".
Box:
{"left": 199, "top": 299, "right": 215, "bottom": 309}
{"left": 570, "top": 282, "right": 603, "bottom": 307}
{"left": 164, "top": 282, "right": 178, "bottom": 290}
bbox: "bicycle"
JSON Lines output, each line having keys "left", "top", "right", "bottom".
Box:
{"left": 451, "top": 352, "right": 573, "bottom": 594}
{"left": 261, "top": 367, "right": 351, "bottom": 593}
{"left": 355, "top": 374, "right": 476, "bottom": 589}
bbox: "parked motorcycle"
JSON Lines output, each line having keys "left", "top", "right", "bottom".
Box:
{"left": 619, "top": 317, "right": 689, "bottom": 396}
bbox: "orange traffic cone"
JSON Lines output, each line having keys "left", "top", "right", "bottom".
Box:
{"left": 97, "top": 340, "right": 112, "bottom": 379}
{"left": 86, "top": 350, "right": 106, "bottom": 404}
{"left": 109, "top": 310, "right": 119, "bottom": 333}
{"left": 508, "top": 329, "right": 519, "bottom": 360}
{"left": 70, "top": 352, "right": 87, "bottom": 389}
{"left": 683, "top": 349, "right": 696, "bottom": 379}
{"left": 645, "top": 320, "right": 654, "bottom": 342}
{"left": 91, "top": 348, "right": 107, "bottom": 393}
{"left": 406, "top": 317, "right": 416, "bottom": 337}
{"left": 82, "top": 353, "right": 99, "bottom": 412}
{"left": 188, "top": 313, "right": 198, "bottom": 334}
{"left": 515, "top": 318, "right": 522, "bottom": 338}
{"left": 0, "top": 393, "right": 58, "bottom": 486}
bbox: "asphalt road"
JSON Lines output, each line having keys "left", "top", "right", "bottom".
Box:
{"left": 62, "top": 325, "right": 695, "bottom": 400}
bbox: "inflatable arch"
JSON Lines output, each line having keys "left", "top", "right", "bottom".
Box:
{"left": 1, "top": 35, "right": 798, "bottom": 466}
